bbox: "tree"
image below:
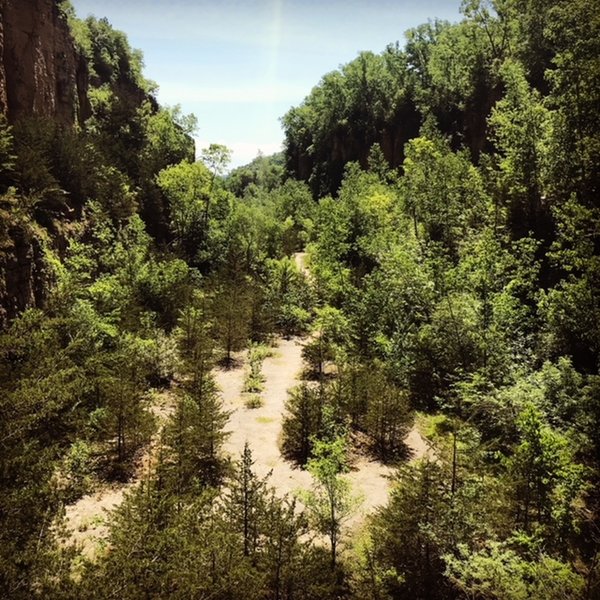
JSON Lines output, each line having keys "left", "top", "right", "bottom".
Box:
{"left": 541, "top": 0, "right": 600, "bottom": 208}
{"left": 161, "top": 295, "right": 230, "bottom": 492}
{"left": 302, "top": 306, "right": 350, "bottom": 379}
{"left": 368, "top": 460, "right": 451, "bottom": 599}
{"left": 302, "top": 435, "right": 356, "bottom": 569}
{"left": 488, "top": 59, "right": 551, "bottom": 238}
{"left": 540, "top": 198, "right": 600, "bottom": 371}
{"left": 505, "top": 404, "right": 584, "bottom": 542}
{"left": 175, "top": 293, "right": 215, "bottom": 393}
{"left": 264, "top": 257, "right": 313, "bottom": 337}
{"left": 281, "top": 383, "right": 326, "bottom": 465}
{"left": 201, "top": 144, "right": 232, "bottom": 180}
{"left": 445, "top": 541, "right": 585, "bottom": 600}
{"left": 209, "top": 268, "right": 252, "bottom": 366}
{"left": 260, "top": 493, "right": 311, "bottom": 600}
{"left": 200, "top": 143, "right": 232, "bottom": 232}
{"left": 99, "top": 332, "right": 155, "bottom": 471}
{"left": 223, "top": 444, "right": 270, "bottom": 558}
{"left": 0, "top": 309, "right": 86, "bottom": 598}
{"left": 162, "top": 384, "right": 229, "bottom": 493}
{"left": 142, "top": 105, "right": 196, "bottom": 176}
{"left": 156, "top": 160, "right": 212, "bottom": 261}
{"left": 79, "top": 474, "right": 178, "bottom": 600}
{"left": 402, "top": 133, "right": 489, "bottom": 255}
{"left": 363, "top": 369, "right": 412, "bottom": 461}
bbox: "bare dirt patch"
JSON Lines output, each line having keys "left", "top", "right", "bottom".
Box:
{"left": 216, "top": 336, "right": 431, "bottom": 531}
{"left": 216, "top": 338, "right": 313, "bottom": 494}
{"left": 63, "top": 390, "right": 175, "bottom": 559}
{"left": 64, "top": 315, "right": 432, "bottom": 556}
{"left": 294, "top": 251, "right": 310, "bottom": 277}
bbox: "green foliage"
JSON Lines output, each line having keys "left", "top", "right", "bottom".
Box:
{"left": 282, "top": 383, "right": 326, "bottom": 465}
{"left": 264, "top": 256, "right": 313, "bottom": 336}
{"left": 80, "top": 447, "right": 338, "bottom": 600}
{"left": 0, "top": 115, "right": 15, "bottom": 186}
{"left": 162, "top": 383, "right": 229, "bottom": 492}
{"left": 201, "top": 143, "right": 232, "bottom": 179}
{"left": 156, "top": 160, "right": 212, "bottom": 259}
{"left": 83, "top": 16, "right": 151, "bottom": 91}
{"left": 243, "top": 343, "right": 268, "bottom": 393}
{"left": 245, "top": 394, "right": 264, "bottom": 409}
{"left": 368, "top": 460, "right": 452, "bottom": 598}
{"left": 2, "top": 0, "right": 600, "bottom": 596}
{"left": 445, "top": 541, "right": 585, "bottom": 600}
{"left": 505, "top": 404, "right": 585, "bottom": 542}
{"left": 58, "top": 439, "right": 94, "bottom": 501}
{"left": 283, "top": 49, "right": 419, "bottom": 196}
{"left": 402, "top": 133, "right": 490, "bottom": 253}
{"left": 209, "top": 266, "right": 252, "bottom": 365}
{"left": 226, "top": 152, "right": 285, "bottom": 197}
{"left": 302, "top": 435, "right": 357, "bottom": 569}
{"left": 488, "top": 59, "right": 551, "bottom": 237}
{"left": 363, "top": 369, "right": 412, "bottom": 461}
{"left": 141, "top": 105, "right": 196, "bottom": 175}
{"left": 302, "top": 306, "right": 350, "bottom": 378}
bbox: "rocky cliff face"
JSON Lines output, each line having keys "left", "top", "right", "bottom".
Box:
{"left": 0, "top": 0, "right": 90, "bottom": 125}
{"left": 0, "top": 0, "right": 89, "bottom": 327}
{"left": 0, "top": 226, "right": 48, "bottom": 327}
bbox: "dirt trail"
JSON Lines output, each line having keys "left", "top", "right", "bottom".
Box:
{"left": 215, "top": 338, "right": 313, "bottom": 494}
{"left": 64, "top": 252, "right": 432, "bottom": 554}
{"left": 294, "top": 251, "right": 310, "bottom": 277}
{"left": 64, "top": 391, "right": 174, "bottom": 559}
{"left": 216, "top": 336, "right": 430, "bottom": 530}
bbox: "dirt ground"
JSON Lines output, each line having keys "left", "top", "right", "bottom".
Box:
{"left": 216, "top": 335, "right": 431, "bottom": 530}
{"left": 294, "top": 251, "right": 310, "bottom": 276}
{"left": 64, "top": 253, "right": 432, "bottom": 556}
{"left": 63, "top": 391, "right": 174, "bottom": 560}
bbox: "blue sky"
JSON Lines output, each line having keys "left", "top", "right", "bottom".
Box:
{"left": 71, "top": 0, "right": 462, "bottom": 168}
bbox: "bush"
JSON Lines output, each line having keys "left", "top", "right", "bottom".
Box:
{"left": 59, "top": 440, "right": 94, "bottom": 501}
{"left": 281, "top": 383, "right": 326, "bottom": 465}
{"left": 245, "top": 394, "right": 264, "bottom": 409}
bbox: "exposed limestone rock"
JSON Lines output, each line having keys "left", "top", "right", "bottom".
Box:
{"left": 0, "top": 0, "right": 90, "bottom": 125}
{"left": 0, "top": 0, "right": 88, "bottom": 326}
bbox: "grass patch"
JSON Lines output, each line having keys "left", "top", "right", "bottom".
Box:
{"left": 256, "top": 416, "right": 274, "bottom": 424}
{"left": 245, "top": 394, "right": 264, "bottom": 409}
{"left": 415, "top": 412, "right": 452, "bottom": 442}
{"left": 243, "top": 342, "right": 272, "bottom": 393}
{"left": 243, "top": 373, "right": 265, "bottom": 393}
{"left": 249, "top": 343, "right": 274, "bottom": 362}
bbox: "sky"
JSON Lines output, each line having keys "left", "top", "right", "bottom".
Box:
{"left": 71, "top": 0, "right": 462, "bottom": 169}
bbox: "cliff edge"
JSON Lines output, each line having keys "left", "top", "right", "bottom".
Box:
{"left": 0, "top": 0, "right": 89, "bottom": 125}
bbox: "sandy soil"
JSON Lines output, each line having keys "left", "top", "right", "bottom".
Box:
{"left": 216, "top": 338, "right": 314, "bottom": 493}
{"left": 63, "top": 391, "right": 174, "bottom": 559}
{"left": 63, "top": 485, "right": 129, "bottom": 559}
{"left": 216, "top": 336, "right": 430, "bottom": 531}
{"left": 294, "top": 251, "right": 310, "bottom": 277}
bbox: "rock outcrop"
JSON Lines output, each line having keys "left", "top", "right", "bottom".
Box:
{"left": 0, "top": 0, "right": 90, "bottom": 125}
{"left": 0, "top": 226, "right": 48, "bottom": 327}
{"left": 0, "top": 0, "right": 89, "bottom": 327}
